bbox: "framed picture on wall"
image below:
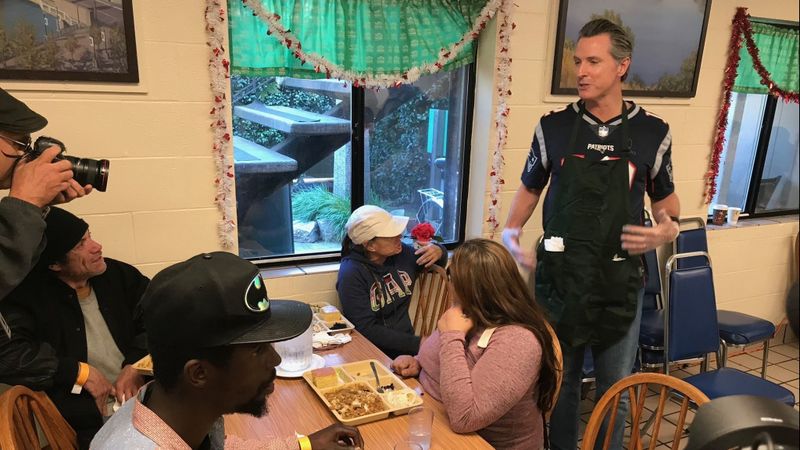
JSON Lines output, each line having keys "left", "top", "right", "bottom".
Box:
{"left": 551, "top": 0, "right": 711, "bottom": 98}
{"left": 0, "top": 0, "right": 138, "bottom": 83}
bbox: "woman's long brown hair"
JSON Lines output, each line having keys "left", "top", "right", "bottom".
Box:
{"left": 449, "top": 238, "right": 560, "bottom": 413}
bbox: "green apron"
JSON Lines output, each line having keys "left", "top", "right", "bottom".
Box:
{"left": 535, "top": 102, "right": 643, "bottom": 350}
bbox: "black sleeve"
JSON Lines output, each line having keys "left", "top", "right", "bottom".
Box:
{"left": 648, "top": 128, "right": 675, "bottom": 202}
{"left": 520, "top": 121, "right": 551, "bottom": 190}
{"left": 0, "top": 197, "right": 46, "bottom": 301}
{"left": 337, "top": 263, "right": 421, "bottom": 356}
{"left": 0, "top": 300, "right": 79, "bottom": 391}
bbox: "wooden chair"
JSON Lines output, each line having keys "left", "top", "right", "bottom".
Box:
{"left": 0, "top": 385, "right": 77, "bottom": 450}
{"left": 411, "top": 265, "right": 451, "bottom": 337}
{"left": 580, "top": 372, "right": 710, "bottom": 450}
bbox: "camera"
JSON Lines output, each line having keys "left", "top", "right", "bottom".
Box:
{"left": 28, "top": 136, "right": 109, "bottom": 192}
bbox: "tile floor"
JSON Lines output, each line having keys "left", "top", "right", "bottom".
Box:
{"left": 575, "top": 338, "right": 800, "bottom": 450}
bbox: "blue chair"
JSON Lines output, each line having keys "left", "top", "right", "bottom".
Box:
{"left": 676, "top": 219, "right": 775, "bottom": 378}
{"left": 650, "top": 252, "right": 794, "bottom": 406}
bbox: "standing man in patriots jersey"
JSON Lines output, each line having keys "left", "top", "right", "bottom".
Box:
{"left": 502, "top": 19, "right": 681, "bottom": 450}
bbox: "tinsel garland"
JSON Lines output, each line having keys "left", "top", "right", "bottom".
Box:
{"left": 487, "top": 1, "right": 514, "bottom": 236}
{"left": 240, "top": 0, "right": 509, "bottom": 89}
{"left": 706, "top": 7, "right": 799, "bottom": 204}
{"left": 206, "top": 1, "right": 236, "bottom": 249}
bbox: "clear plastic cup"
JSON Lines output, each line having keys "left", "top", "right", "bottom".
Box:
{"left": 408, "top": 406, "right": 433, "bottom": 450}
{"left": 273, "top": 323, "right": 313, "bottom": 372}
{"left": 394, "top": 442, "right": 423, "bottom": 450}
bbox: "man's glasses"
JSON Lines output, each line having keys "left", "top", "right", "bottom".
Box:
{"left": 0, "top": 134, "right": 32, "bottom": 158}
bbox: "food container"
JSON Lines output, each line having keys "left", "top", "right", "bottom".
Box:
{"left": 309, "top": 302, "right": 355, "bottom": 335}
{"left": 302, "top": 359, "right": 424, "bottom": 426}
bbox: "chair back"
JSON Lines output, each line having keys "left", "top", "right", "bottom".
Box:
{"left": 0, "top": 385, "right": 77, "bottom": 450}
{"left": 412, "top": 265, "right": 451, "bottom": 337}
{"left": 665, "top": 252, "right": 720, "bottom": 365}
{"left": 581, "top": 372, "right": 710, "bottom": 450}
{"left": 675, "top": 218, "right": 709, "bottom": 269}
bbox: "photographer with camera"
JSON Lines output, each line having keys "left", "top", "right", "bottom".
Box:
{"left": 1, "top": 88, "right": 93, "bottom": 303}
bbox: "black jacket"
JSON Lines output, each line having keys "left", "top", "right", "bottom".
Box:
{"left": 0, "top": 258, "right": 149, "bottom": 441}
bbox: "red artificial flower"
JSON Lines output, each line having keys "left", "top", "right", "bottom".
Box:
{"left": 411, "top": 222, "right": 435, "bottom": 242}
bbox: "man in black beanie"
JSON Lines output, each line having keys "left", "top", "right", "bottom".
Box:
{"left": 0, "top": 87, "right": 93, "bottom": 304}
{"left": 0, "top": 207, "right": 148, "bottom": 449}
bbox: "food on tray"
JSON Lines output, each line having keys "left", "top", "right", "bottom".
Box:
{"left": 320, "top": 305, "right": 339, "bottom": 314}
{"left": 383, "top": 390, "right": 418, "bottom": 408}
{"left": 318, "top": 311, "right": 342, "bottom": 322}
{"left": 312, "top": 321, "right": 328, "bottom": 333}
{"left": 329, "top": 322, "right": 349, "bottom": 330}
{"left": 323, "top": 383, "right": 388, "bottom": 419}
{"left": 309, "top": 303, "right": 331, "bottom": 313}
{"left": 379, "top": 382, "right": 395, "bottom": 392}
{"left": 311, "top": 367, "right": 338, "bottom": 389}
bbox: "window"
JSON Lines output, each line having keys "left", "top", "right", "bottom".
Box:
{"left": 231, "top": 67, "right": 474, "bottom": 262}
{"left": 711, "top": 18, "right": 799, "bottom": 219}
{"left": 711, "top": 92, "right": 799, "bottom": 217}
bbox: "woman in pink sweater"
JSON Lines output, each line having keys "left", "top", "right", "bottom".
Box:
{"left": 392, "top": 239, "right": 560, "bottom": 450}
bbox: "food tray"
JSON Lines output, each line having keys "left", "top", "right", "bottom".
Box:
{"left": 302, "top": 359, "right": 424, "bottom": 426}
{"left": 132, "top": 354, "right": 153, "bottom": 376}
{"left": 309, "top": 302, "right": 355, "bottom": 335}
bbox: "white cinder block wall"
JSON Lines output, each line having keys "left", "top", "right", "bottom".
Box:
{"left": 3, "top": 0, "right": 797, "bottom": 323}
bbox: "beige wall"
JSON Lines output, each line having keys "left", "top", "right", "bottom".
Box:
{"left": 3, "top": 0, "right": 797, "bottom": 322}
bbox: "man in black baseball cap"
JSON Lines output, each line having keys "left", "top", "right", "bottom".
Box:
{"left": 92, "top": 252, "right": 363, "bottom": 449}
{"left": 0, "top": 87, "right": 92, "bottom": 305}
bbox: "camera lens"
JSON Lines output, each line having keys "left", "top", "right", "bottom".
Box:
{"left": 63, "top": 155, "right": 110, "bottom": 192}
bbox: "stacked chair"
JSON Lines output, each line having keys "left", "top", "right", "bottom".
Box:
{"left": 639, "top": 251, "right": 794, "bottom": 406}
{"left": 675, "top": 218, "right": 776, "bottom": 378}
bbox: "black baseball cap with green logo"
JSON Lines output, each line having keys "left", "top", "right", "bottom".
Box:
{"left": 142, "top": 252, "right": 312, "bottom": 350}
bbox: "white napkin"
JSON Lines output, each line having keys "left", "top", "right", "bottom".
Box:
{"left": 312, "top": 331, "right": 352, "bottom": 348}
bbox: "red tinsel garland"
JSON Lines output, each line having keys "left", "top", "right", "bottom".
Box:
{"left": 706, "top": 7, "right": 799, "bottom": 204}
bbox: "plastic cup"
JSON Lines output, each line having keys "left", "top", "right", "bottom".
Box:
{"left": 408, "top": 406, "right": 433, "bottom": 450}
{"left": 273, "top": 323, "right": 313, "bottom": 372}
{"left": 394, "top": 442, "right": 423, "bottom": 450}
{"left": 711, "top": 204, "right": 728, "bottom": 226}
{"left": 727, "top": 207, "right": 742, "bottom": 225}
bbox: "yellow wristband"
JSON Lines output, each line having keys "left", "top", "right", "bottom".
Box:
{"left": 76, "top": 362, "right": 90, "bottom": 386}
{"left": 298, "top": 435, "right": 312, "bottom": 450}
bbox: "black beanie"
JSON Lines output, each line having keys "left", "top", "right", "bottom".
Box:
{"left": 41, "top": 207, "right": 89, "bottom": 265}
{"left": 0, "top": 88, "right": 47, "bottom": 134}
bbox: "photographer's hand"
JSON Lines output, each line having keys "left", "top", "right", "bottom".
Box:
{"left": 9, "top": 146, "right": 88, "bottom": 208}
{"left": 52, "top": 178, "right": 92, "bottom": 205}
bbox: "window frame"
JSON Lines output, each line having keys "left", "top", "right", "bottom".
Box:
{"left": 246, "top": 65, "right": 477, "bottom": 267}
{"left": 736, "top": 94, "right": 800, "bottom": 219}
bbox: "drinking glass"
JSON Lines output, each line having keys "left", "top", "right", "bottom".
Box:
{"left": 408, "top": 406, "right": 433, "bottom": 450}
{"left": 273, "top": 323, "right": 313, "bottom": 372}
{"left": 394, "top": 442, "right": 423, "bottom": 450}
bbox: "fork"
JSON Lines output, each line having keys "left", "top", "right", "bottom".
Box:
{"left": 370, "top": 361, "right": 384, "bottom": 393}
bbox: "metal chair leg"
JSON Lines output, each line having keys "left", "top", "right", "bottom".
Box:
{"left": 761, "top": 342, "right": 770, "bottom": 379}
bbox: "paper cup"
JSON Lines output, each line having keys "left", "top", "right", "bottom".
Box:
{"left": 727, "top": 207, "right": 742, "bottom": 225}
{"left": 711, "top": 204, "right": 728, "bottom": 226}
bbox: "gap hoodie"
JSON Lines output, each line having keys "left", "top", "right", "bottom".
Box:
{"left": 336, "top": 243, "right": 446, "bottom": 359}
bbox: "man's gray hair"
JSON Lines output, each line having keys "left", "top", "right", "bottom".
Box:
{"left": 579, "top": 18, "right": 633, "bottom": 81}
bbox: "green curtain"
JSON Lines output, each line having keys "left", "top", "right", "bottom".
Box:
{"left": 734, "top": 21, "right": 799, "bottom": 94}
{"left": 228, "top": 0, "right": 488, "bottom": 78}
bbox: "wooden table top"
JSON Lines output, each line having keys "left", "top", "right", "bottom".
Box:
{"left": 224, "top": 332, "right": 492, "bottom": 450}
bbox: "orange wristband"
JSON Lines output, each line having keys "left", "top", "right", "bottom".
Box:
{"left": 76, "top": 362, "right": 90, "bottom": 386}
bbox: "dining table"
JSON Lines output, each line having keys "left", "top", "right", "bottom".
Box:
{"left": 224, "top": 331, "right": 493, "bottom": 449}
